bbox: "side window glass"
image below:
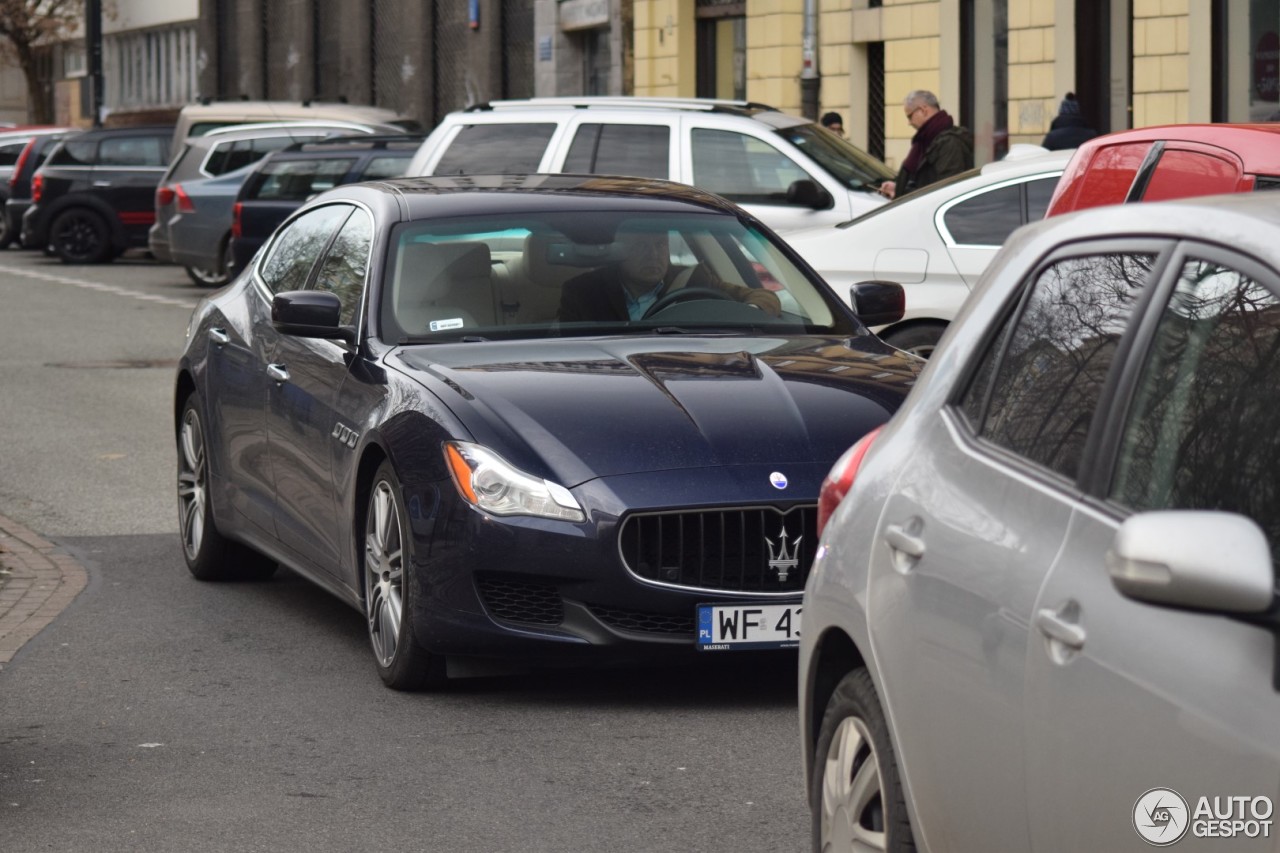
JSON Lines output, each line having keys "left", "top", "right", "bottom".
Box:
{"left": 942, "top": 183, "right": 1023, "bottom": 245}
{"left": 1111, "top": 258, "right": 1280, "bottom": 556}
{"left": 1024, "top": 176, "right": 1059, "bottom": 222}
{"left": 433, "top": 123, "right": 556, "bottom": 174}
{"left": 258, "top": 205, "right": 351, "bottom": 295}
{"left": 99, "top": 136, "right": 166, "bottom": 167}
{"left": 49, "top": 139, "right": 96, "bottom": 166}
{"left": 691, "top": 128, "right": 812, "bottom": 204}
{"left": 312, "top": 209, "right": 373, "bottom": 325}
{"left": 204, "top": 142, "right": 231, "bottom": 176}
{"left": 562, "top": 123, "right": 670, "bottom": 179}
{"left": 359, "top": 155, "right": 410, "bottom": 180}
{"left": 969, "top": 253, "right": 1155, "bottom": 480}
{"left": 0, "top": 141, "right": 26, "bottom": 167}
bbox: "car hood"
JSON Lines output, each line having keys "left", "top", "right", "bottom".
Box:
{"left": 391, "top": 335, "right": 918, "bottom": 488}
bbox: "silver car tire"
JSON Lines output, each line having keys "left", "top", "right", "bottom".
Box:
{"left": 363, "top": 460, "right": 446, "bottom": 691}
{"left": 177, "top": 391, "right": 277, "bottom": 582}
{"left": 812, "top": 668, "right": 916, "bottom": 853}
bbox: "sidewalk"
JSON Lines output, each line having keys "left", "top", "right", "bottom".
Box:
{"left": 0, "top": 513, "right": 88, "bottom": 667}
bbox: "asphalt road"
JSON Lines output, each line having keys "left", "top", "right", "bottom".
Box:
{"left": 0, "top": 251, "right": 810, "bottom": 852}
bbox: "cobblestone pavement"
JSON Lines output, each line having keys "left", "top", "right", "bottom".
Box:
{"left": 0, "top": 513, "right": 87, "bottom": 667}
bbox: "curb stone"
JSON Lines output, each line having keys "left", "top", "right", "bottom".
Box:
{"left": 0, "top": 513, "right": 88, "bottom": 667}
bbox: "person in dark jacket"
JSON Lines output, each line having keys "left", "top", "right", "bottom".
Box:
{"left": 879, "top": 90, "right": 973, "bottom": 200}
{"left": 1041, "top": 92, "right": 1099, "bottom": 151}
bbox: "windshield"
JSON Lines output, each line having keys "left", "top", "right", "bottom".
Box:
{"left": 381, "top": 210, "right": 862, "bottom": 343}
{"left": 774, "top": 124, "right": 895, "bottom": 191}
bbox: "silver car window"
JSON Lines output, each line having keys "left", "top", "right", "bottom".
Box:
{"left": 1111, "top": 256, "right": 1280, "bottom": 557}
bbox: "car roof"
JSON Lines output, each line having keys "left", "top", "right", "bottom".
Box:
{"left": 76, "top": 125, "right": 175, "bottom": 139}
{"left": 271, "top": 135, "right": 424, "bottom": 156}
{"left": 1070, "top": 123, "right": 1280, "bottom": 171}
{"left": 316, "top": 173, "right": 750, "bottom": 219}
{"left": 200, "top": 120, "right": 397, "bottom": 140}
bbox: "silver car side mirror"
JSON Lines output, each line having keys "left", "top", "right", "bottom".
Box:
{"left": 1106, "top": 510, "right": 1274, "bottom": 614}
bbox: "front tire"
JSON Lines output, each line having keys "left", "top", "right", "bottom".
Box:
{"left": 363, "top": 460, "right": 445, "bottom": 690}
{"left": 177, "top": 391, "right": 277, "bottom": 582}
{"left": 50, "top": 208, "right": 112, "bottom": 264}
{"left": 811, "top": 669, "right": 916, "bottom": 853}
{"left": 881, "top": 323, "right": 947, "bottom": 360}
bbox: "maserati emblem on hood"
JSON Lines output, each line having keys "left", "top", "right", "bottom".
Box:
{"left": 769, "top": 471, "right": 788, "bottom": 490}
{"left": 766, "top": 525, "right": 801, "bottom": 582}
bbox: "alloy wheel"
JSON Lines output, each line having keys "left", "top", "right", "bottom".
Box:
{"left": 177, "top": 408, "right": 207, "bottom": 562}
{"left": 365, "top": 480, "right": 404, "bottom": 667}
{"left": 54, "top": 213, "right": 103, "bottom": 260}
{"left": 820, "top": 715, "right": 887, "bottom": 852}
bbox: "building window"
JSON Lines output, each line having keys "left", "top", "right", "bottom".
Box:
{"left": 582, "top": 26, "right": 611, "bottom": 96}
{"left": 104, "top": 25, "right": 198, "bottom": 112}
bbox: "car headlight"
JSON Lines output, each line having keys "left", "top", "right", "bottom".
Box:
{"left": 443, "top": 441, "right": 585, "bottom": 523}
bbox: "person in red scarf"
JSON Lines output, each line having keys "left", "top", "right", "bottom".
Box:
{"left": 879, "top": 90, "right": 973, "bottom": 199}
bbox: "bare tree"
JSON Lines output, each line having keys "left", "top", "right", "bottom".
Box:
{"left": 0, "top": 0, "right": 83, "bottom": 124}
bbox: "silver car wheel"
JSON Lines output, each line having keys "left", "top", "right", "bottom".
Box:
{"left": 177, "top": 408, "right": 207, "bottom": 562}
{"left": 364, "top": 480, "right": 404, "bottom": 667}
{"left": 820, "top": 715, "right": 886, "bottom": 852}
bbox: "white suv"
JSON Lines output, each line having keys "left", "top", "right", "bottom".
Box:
{"left": 405, "top": 97, "right": 892, "bottom": 234}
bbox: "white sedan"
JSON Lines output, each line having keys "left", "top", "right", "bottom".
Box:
{"left": 786, "top": 147, "right": 1072, "bottom": 356}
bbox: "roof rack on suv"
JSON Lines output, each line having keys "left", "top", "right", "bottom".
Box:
{"left": 284, "top": 134, "right": 426, "bottom": 153}
{"left": 465, "top": 97, "right": 780, "bottom": 116}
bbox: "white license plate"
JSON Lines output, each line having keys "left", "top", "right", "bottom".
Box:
{"left": 696, "top": 602, "right": 802, "bottom": 651}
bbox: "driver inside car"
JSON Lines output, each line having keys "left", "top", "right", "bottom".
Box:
{"left": 557, "top": 225, "right": 782, "bottom": 322}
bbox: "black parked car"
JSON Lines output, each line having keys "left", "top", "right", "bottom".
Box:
{"left": 229, "top": 134, "right": 419, "bottom": 273}
{"left": 176, "top": 173, "right": 917, "bottom": 689}
{"left": 4, "top": 129, "right": 79, "bottom": 249}
{"left": 22, "top": 125, "right": 172, "bottom": 263}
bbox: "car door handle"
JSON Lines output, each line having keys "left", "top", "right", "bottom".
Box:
{"left": 209, "top": 327, "right": 230, "bottom": 345}
{"left": 884, "top": 523, "right": 925, "bottom": 558}
{"left": 92, "top": 180, "right": 112, "bottom": 187}
{"left": 267, "top": 363, "right": 289, "bottom": 383}
{"left": 1035, "top": 607, "right": 1086, "bottom": 650}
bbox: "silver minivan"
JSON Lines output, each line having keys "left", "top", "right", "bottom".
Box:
{"left": 405, "top": 97, "right": 892, "bottom": 235}
{"left": 801, "top": 192, "right": 1280, "bottom": 852}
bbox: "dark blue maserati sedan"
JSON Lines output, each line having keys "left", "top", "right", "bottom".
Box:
{"left": 174, "top": 173, "right": 920, "bottom": 689}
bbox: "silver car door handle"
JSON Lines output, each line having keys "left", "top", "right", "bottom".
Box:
{"left": 92, "top": 180, "right": 112, "bottom": 187}
{"left": 884, "top": 523, "right": 925, "bottom": 558}
{"left": 267, "top": 363, "right": 289, "bottom": 383}
{"left": 209, "top": 327, "right": 231, "bottom": 345}
{"left": 1035, "top": 608, "right": 1086, "bottom": 649}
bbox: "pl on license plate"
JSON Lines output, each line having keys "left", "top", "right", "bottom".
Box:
{"left": 696, "top": 602, "right": 802, "bottom": 651}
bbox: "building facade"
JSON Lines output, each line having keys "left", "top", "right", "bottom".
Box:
{"left": 633, "top": 0, "right": 1280, "bottom": 169}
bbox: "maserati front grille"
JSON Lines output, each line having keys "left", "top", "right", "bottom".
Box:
{"left": 618, "top": 505, "right": 816, "bottom": 594}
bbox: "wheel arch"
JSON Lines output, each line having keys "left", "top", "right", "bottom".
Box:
{"left": 173, "top": 368, "right": 196, "bottom": 429}
{"left": 44, "top": 194, "right": 128, "bottom": 249}
{"left": 351, "top": 441, "right": 390, "bottom": 601}
{"left": 804, "top": 625, "right": 867, "bottom": 793}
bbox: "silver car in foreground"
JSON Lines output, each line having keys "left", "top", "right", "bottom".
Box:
{"left": 801, "top": 192, "right": 1280, "bottom": 852}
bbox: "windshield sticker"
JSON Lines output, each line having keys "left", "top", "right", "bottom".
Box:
{"left": 429, "top": 318, "right": 465, "bottom": 332}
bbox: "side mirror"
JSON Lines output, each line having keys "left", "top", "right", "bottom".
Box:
{"left": 786, "top": 178, "right": 834, "bottom": 210}
{"left": 272, "top": 290, "right": 355, "bottom": 344}
{"left": 1107, "top": 510, "right": 1274, "bottom": 614}
{"left": 850, "top": 280, "right": 905, "bottom": 326}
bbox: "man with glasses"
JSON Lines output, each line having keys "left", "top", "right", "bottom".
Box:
{"left": 879, "top": 90, "right": 973, "bottom": 200}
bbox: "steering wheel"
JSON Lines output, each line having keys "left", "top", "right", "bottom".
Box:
{"left": 641, "top": 286, "right": 734, "bottom": 319}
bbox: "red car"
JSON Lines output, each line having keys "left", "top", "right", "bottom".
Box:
{"left": 1045, "top": 123, "right": 1280, "bottom": 216}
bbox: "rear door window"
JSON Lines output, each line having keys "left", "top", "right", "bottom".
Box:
{"left": 48, "top": 139, "right": 97, "bottom": 166}
{"left": 247, "top": 158, "right": 358, "bottom": 200}
{"left": 941, "top": 183, "right": 1022, "bottom": 246}
{"left": 690, "top": 128, "right": 813, "bottom": 205}
{"left": 433, "top": 123, "right": 556, "bottom": 174}
{"left": 99, "top": 135, "right": 167, "bottom": 167}
{"left": 562, "top": 123, "right": 670, "bottom": 179}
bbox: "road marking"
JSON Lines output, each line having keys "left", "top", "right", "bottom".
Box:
{"left": 0, "top": 263, "right": 199, "bottom": 308}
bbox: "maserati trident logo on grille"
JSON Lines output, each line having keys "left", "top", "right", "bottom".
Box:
{"left": 766, "top": 525, "right": 801, "bottom": 582}
{"left": 331, "top": 422, "right": 359, "bottom": 449}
